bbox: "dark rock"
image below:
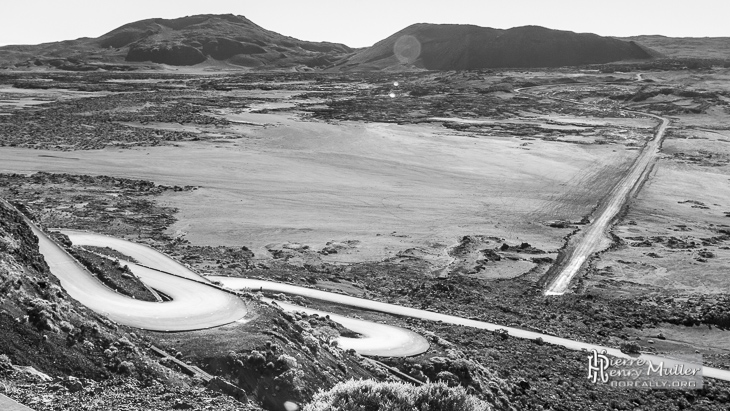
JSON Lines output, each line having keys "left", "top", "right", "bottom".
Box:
{"left": 126, "top": 45, "right": 207, "bottom": 66}
{"left": 202, "top": 38, "right": 267, "bottom": 60}
{"left": 172, "top": 400, "right": 194, "bottom": 410}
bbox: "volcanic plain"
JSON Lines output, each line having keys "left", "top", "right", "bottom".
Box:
{"left": 3, "top": 66, "right": 730, "bottom": 410}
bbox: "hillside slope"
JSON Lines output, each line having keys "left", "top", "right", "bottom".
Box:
{"left": 0, "top": 171, "right": 516, "bottom": 410}
{"left": 333, "top": 24, "right": 658, "bottom": 71}
{"left": 0, "top": 14, "right": 352, "bottom": 70}
{"left": 617, "top": 35, "right": 730, "bottom": 59}
{"left": 0, "top": 199, "right": 260, "bottom": 409}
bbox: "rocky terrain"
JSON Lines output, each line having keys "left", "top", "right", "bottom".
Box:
{"left": 2, "top": 48, "right": 730, "bottom": 409}
{"left": 2, "top": 170, "right": 730, "bottom": 409}
{"left": 0, "top": 70, "right": 658, "bottom": 151}
{"left": 0, "top": 173, "right": 515, "bottom": 410}
{"left": 0, "top": 198, "right": 260, "bottom": 410}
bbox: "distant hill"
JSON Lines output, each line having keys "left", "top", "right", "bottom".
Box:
{"left": 0, "top": 16, "right": 672, "bottom": 72}
{"left": 332, "top": 24, "right": 659, "bottom": 71}
{"left": 617, "top": 35, "right": 730, "bottom": 59}
{"left": 0, "top": 14, "right": 352, "bottom": 70}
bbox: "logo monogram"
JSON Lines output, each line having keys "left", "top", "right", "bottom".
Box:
{"left": 588, "top": 349, "right": 609, "bottom": 383}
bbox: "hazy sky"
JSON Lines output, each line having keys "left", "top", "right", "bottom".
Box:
{"left": 1, "top": 0, "right": 728, "bottom": 47}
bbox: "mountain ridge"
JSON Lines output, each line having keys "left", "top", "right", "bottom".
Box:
{"left": 0, "top": 15, "right": 675, "bottom": 72}
{"left": 331, "top": 23, "right": 660, "bottom": 71}
{"left": 0, "top": 14, "right": 353, "bottom": 70}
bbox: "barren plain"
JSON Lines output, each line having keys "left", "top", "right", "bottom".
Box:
{"left": 3, "top": 66, "right": 730, "bottom": 410}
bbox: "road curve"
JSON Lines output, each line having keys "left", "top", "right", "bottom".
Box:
{"left": 210, "top": 277, "right": 730, "bottom": 382}
{"left": 265, "top": 298, "right": 429, "bottom": 356}
{"left": 61, "top": 230, "right": 207, "bottom": 282}
{"left": 31, "top": 225, "right": 248, "bottom": 331}
{"left": 20, "top": 214, "right": 730, "bottom": 379}
{"left": 60, "top": 231, "right": 429, "bottom": 357}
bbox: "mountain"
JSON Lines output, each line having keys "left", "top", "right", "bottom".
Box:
{"left": 617, "top": 35, "right": 730, "bottom": 59}
{"left": 0, "top": 14, "right": 352, "bottom": 70}
{"left": 0, "top": 17, "right": 664, "bottom": 72}
{"left": 332, "top": 24, "right": 659, "bottom": 71}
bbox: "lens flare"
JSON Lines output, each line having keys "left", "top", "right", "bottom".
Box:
{"left": 393, "top": 35, "right": 421, "bottom": 64}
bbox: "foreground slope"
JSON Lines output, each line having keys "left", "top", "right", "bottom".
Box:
{"left": 334, "top": 24, "right": 658, "bottom": 71}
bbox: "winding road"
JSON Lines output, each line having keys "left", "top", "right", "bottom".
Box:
{"left": 14, "top": 211, "right": 729, "bottom": 380}
{"left": 31, "top": 226, "right": 248, "bottom": 331}
{"left": 58, "top": 229, "right": 429, "bottom": 357}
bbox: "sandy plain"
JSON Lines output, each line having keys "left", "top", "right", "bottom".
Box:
{"left": 589, "top": 130, "right": 730, "bottom": 293}
{"left": 0, "top": 106, "right": 639, "bottom": 272}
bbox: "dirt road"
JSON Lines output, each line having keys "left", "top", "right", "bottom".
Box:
{"left": 515, "top": 83, "right": 672, "bottom": 295}
{"left": 545, "top": 113, "right": 669, "bottom": 295}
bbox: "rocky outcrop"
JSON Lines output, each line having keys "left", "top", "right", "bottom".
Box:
{"left": 201, "top": 38, "right": 267, "bottom": 60}
{"left": 126, "top": 44, "right": 207, "bottom": 66}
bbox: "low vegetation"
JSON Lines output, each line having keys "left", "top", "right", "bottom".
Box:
{"left": 304, "top": 379, "right": 492, "bottom": 411}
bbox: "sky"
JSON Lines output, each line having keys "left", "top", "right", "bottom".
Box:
{"left": 1, "top": 0, "right": 728, "bottom": 48}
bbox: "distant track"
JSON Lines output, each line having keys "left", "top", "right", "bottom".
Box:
{"left": 516, "top": 82, "right": 670, "bottom": 295}
{"left": 546, "top": 113, "right": 669, "bottom": 295}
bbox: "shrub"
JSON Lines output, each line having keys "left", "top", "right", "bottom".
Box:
{"left": 295, "top": 320, "right": 312, "bottom": 331}
{"left": 302, "top": 333, "right": 319, "bottom": 352}
{"left": 620, "top": 341, "right": 641, "bottom": 354}
{"left": 313, "top": 326, "right": 339, "bottom": 344}
{"left": 0, "top": 354, "right": 12, "bottom": 370}
{"left": 303, "top": 379, "right": 491, "bottom": 411}
{"left": 118, "top": 361, "right": 134, "bottom": 374}
{"left": 436, "top": 370, "right": 460, "bottom": 387}
{"left": 59, "top": 320, "right": 75, "bottom": 333}
{"left": 247, "top": 350, "right": 266, "bottom": 366}
{"left": 277, "top": 354, "right": 298, "bottom": 370}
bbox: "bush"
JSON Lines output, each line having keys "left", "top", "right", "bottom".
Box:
{"left": 0, "top": 354, "right": 12, "bottom": 371}
{"left": 620, "top": 341, "right": 641, "bottom": 354}
{"left": 277, "top": 354, "right": 298, "bottom": 370}
{"left": 302, "top": 333, "right": 319, "bottom": 352}
{"left": 303, "top": 379, "right": 491, "bottom": 411}
{"left": 118, "top": 361, "right": 134, "bottom": 374}
{"left": 247, "top": 350, "right": 266, "bottom": 366}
